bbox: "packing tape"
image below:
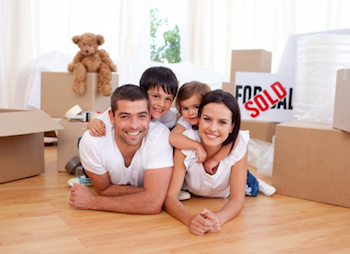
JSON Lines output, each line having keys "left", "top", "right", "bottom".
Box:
{"left": 65, "top": 105, "right": 83, "bottom": 117}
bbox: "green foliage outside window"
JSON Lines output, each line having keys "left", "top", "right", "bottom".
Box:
{"left": 150, "top": 8, "right": 181, "bottom": 63}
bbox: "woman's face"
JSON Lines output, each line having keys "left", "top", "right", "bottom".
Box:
{"left": 198, "top": 102, "right": 234, "bottom": 147}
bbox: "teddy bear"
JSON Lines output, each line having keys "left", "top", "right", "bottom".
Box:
{"left": 68, "top": 33, "right": 117, "bottom": 96}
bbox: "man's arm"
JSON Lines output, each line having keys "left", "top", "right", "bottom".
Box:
{"left": 70, "top": 166, "right": 172, "bottom": 214}
{"left": 85, "top": 170, "right": 144, "bottom": 196}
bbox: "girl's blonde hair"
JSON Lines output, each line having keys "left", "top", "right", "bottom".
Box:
{"left": 176, "top": 81, "right": 211, "bottom": 114}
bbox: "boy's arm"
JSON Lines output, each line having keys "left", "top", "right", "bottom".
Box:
{"left": 169, "top": 124, "right": 207, "bottom": 163}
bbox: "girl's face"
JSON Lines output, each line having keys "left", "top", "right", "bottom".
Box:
{"left": 198, "top": 102, "right": 234, "bottom": 147}
{"left": 180, "top": 93, "right": 202, "bottom": 126}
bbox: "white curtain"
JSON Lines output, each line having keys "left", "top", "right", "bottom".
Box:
{"left": 0, "top": 0, "right": 150, "bottom": 109}
{"left": 2, "top": 0, "right": 350, "bottom": 109}
{"left": 185, "top": 0, "right": 350, "bottom": 74}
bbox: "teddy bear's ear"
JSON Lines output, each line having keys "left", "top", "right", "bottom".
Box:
{"left": 96, "top": 35, "right": 105, "bottom": 45}
{"left": 72, "top": 36, "right": 82, "bottom": 44}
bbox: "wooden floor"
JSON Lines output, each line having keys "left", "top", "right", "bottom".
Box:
{"left": 1, "top": 145, "right": 350, "bottom": 254}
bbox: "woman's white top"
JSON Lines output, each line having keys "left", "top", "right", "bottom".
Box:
{"left": 181, "top": 129, "right": 250, "bottom": 198}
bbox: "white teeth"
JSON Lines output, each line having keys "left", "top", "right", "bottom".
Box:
{"left": 154, "top": 108, "right": 163, "bottom": 113}
{"left": 127, "top": 131, "right": 140, "bottom": 136}
{"left": 207, "top": 134, "right": 217, "bottom": 139}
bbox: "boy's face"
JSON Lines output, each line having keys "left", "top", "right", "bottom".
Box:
{"left": 147, "top": 87, "right": 174, "bottom": 119}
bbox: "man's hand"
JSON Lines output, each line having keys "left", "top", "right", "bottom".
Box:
{"left": 69, "top": 183, "right": 96, "bottom": 210}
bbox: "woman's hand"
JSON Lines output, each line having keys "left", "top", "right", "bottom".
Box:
{"left": 88, "top": 118, "right": 106, "bottom": 137}
{"left": 195, "top": 143, "right": 207, "bottom": 163}
{"left": 200, "top": 208, "right": 221, "bottom": 233}
{"left": 188, "top": 213, "right": 213, "bottom": 236}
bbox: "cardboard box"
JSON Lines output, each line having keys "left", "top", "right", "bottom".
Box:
{"left": 41, "top": 72, "right": 119, "bottom": 118}
{"left": 230, "top": 49, "right": 272, "bottom": 83}
{"left": 222, "top": 82, "right": 235, "bottom": 96}
{"left": 240, "top": 120, "right": 278, "bottom": 142}
{"left": 333, "top": 69, "right": 350, "bottom": 133}
{"left": 272, "top": 121, "right": 350, "bottom": 208}
{"left": 57, "top": 119, "right": 88, "bottom": 172}
{"left": 0, "top": 110, "right": 64, "bottom": 183}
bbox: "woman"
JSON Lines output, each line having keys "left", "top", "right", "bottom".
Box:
{"left": 164, "top": 89, "right": 249, "bottom": 236}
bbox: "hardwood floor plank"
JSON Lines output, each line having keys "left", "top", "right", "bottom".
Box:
{"left": 0, "top": 145, "right": 349, "bottom": 254}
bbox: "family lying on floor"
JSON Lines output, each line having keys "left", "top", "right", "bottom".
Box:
{"left": 68, "top": 66, "right": 276, "bottom": 236}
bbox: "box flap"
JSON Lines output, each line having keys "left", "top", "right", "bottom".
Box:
{"left": 0, "top": 110, "right": 64, "bottom": 137}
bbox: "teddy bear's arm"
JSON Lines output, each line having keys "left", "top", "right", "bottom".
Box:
{"left": 68, "top": 53, "right": 84, "bottom": 72}
{"left": 99, "top": 49, "right": 117, "bottom": 72}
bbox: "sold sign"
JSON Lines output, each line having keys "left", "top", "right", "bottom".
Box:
{"left": 245, "top": 82, "right": 286, "bottom": 118}
{"left": 235, "top": 72, "right": 295, "bottom": 122}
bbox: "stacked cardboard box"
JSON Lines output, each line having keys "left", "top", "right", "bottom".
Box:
{"left": 41, "top": 71, "right": 119, "bottom": 172}
{"left": 222, "top": 49, "right": 277, "bottom": 142}
{"left": 240, "top": 120, "right": 277, "bottom": 142}
{"left": 41, "top": 72, "right": 119, "bottom": 118}
{"left": 273, "top": 67, "right": 350, "bottom": 207}
{"left": 0, "top": 110, "right": 63, "bottom": 183}
{"left": 333, "top": 69, "right": 350, "bottom": 133}
{"left": 272, "top": 121, "right": 350, "bottom": 208}
{"left": 57, "top": 119, "right": 88, "bottom": 172}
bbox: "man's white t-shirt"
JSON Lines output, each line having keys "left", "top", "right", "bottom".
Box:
{"left": 181, "top": 129, "right": 250, "bottom": 198}
{"left": 79, "top": 121, "right": 174, "bottom": 187}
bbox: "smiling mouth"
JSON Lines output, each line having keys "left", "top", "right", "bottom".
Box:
{"left": 153, "top": 108, "right": 164, "bottom": 113}
{"left": 206, "top": 133, "right": 218, "bottom": 139}
{"left": 126, "top": 131, "right": 141, "bottom": 136}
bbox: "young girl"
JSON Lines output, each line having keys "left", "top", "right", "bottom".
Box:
{"left": 170, "top": 82, "right": 275, "bottom": 197}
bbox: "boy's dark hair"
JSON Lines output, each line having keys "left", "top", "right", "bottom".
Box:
{"left": 140, "top": 66, "right": 178, "bottom": 97}
{"left": 198, "top": 89, "right": 241, "bottom": 146}
{"left": 110, "top": 84, "right": 150, "bottom": 116}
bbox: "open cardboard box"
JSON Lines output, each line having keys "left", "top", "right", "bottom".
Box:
{"left": 0, "top": 109, "right": 64, "bottom": 183}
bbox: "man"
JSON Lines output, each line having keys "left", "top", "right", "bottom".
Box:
{"left": 69, "top": 84, "right": 174, "bottom": 214}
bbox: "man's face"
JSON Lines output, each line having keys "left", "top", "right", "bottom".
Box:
{"left": 147, "top": 87, "right": 174, "bottom": 119}
{"left": 109, "top": 99, "right": 150, "bottom": 147}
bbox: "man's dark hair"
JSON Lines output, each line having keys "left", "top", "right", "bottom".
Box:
{"left": 110, "top": 84, "right": 150, "bottom": 116}
{"left": 140, "top": 66, "right": 178, "bottom": 97}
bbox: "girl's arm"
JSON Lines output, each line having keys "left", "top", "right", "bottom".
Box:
{"left": 204, "top": 136, "right": 240, "bottom": 174}
{"left": 164, "top": 148, "right": 213, "bottom": 236}
{"left": 209, "top": 148, "right": 247, "bottom": 230}
{"left": 169, "top": 124, "right": 207, "bottom": 163}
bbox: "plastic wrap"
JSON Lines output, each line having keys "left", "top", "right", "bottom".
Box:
{"left": 293, "top": 34, "right": 350, "bottom": 124}
{"left": 247, "top": 138, "right": 274, "bottom": 177}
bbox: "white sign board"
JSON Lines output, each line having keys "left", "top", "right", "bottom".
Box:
{"left": 235, "top": 72, "right": 295, "bottom": 122}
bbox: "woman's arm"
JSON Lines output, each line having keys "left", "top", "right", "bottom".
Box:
{"left": 169, "top": 124, "right": 207, "bottom": 163}
{"left": 164, "top": 148, "right": 213, "bottom": 235}
{"left": 211, "top": 148, "right": 248, "bottom": 229}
